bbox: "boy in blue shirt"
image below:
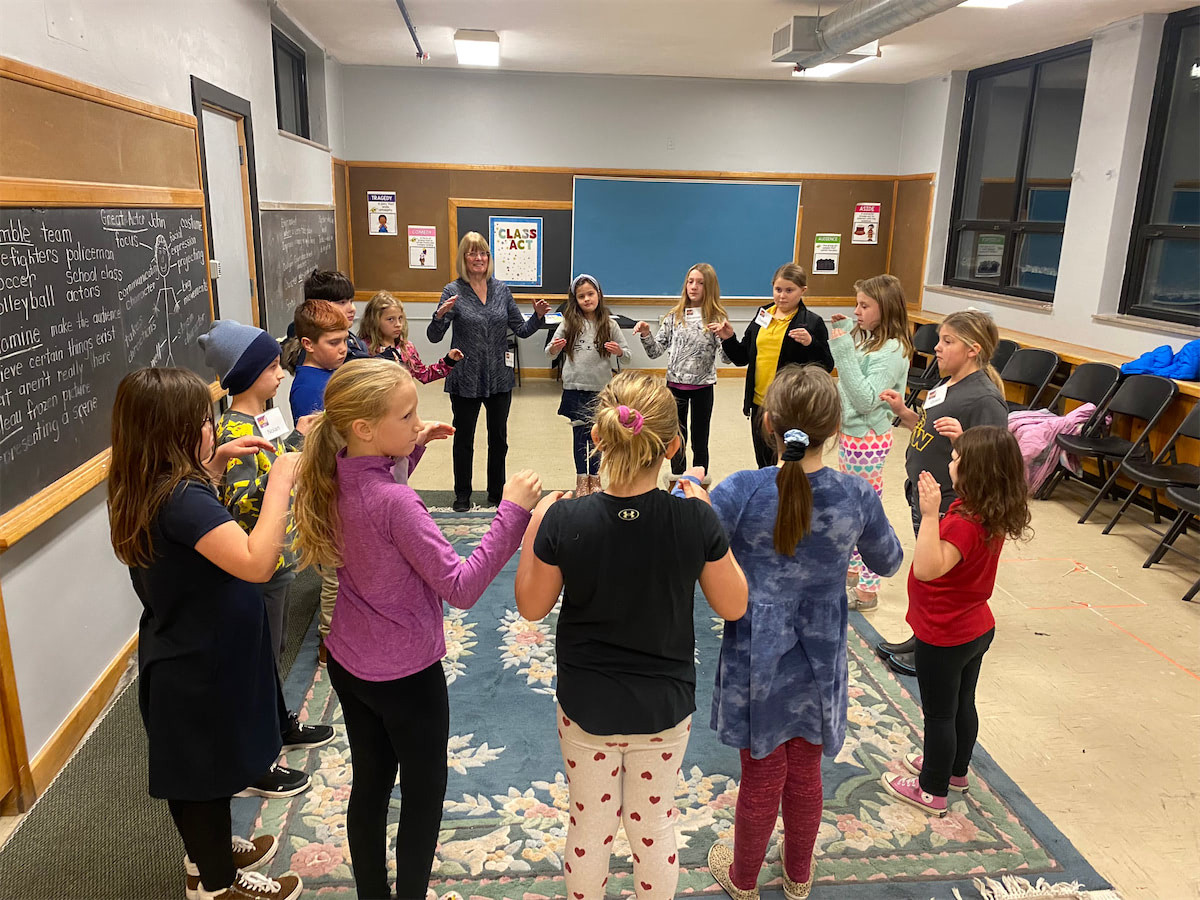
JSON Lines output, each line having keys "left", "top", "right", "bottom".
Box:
{"left": 288, "top": 299, "right": 349, "bottom": 418}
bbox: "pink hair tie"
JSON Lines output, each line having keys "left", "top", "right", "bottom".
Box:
{"left": 617, "top": 405, "right": 644, "bottom": 435}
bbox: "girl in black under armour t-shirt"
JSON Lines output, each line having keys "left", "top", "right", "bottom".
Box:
{"left": 515, "top": 371, "right": 748, "bottom": 900}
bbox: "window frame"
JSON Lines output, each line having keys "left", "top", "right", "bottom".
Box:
{"left": 1119, "top": 6, "right": 1200, "bottom": 328}
{"left": 943, "top": 41, "right": 1093, "bottom": 303}
{"left": 271, "top": 26, "right": 310, "bottom": 140}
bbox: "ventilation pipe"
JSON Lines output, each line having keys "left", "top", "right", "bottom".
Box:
{"left": 394, "top": 0, "right": 429, "bottom": 61}
{"left": 789, "top": 0, "right": 965, "bottom": 70}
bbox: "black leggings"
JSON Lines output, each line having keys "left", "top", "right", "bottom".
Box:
{"left": 749, "top": 404, "right": 777, "bottom": 469}
{"left": 914, "top": 629, "right": 995, "bottom": 796}
{"left": 669, "top": 385, "right": 714, "bottom": 475}
{"left": 450, "top": 391, "right": 512, "bottom": 502}
{"left": 572, "top": 424, "right": 599, "bottom": 475}
{"left": 168, "top": 797, "right": 234, "bottom": 891}
{"left": 327, "top": 658, "right": 450, "bottom": 900}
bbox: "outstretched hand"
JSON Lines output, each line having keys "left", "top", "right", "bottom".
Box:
{"left": 417, "top": 421, "right": 455, "bottom": 446}
{"left": 916, "top": 470, "right": 942, "bottom": 519}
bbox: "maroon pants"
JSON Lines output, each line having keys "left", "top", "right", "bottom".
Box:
{"left": 731, "top": 737, "right": 823, "bottom": 890}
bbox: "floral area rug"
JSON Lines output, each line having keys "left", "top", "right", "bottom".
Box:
{"left": 250, "top": 509, "right": 1109, "bottom": 899}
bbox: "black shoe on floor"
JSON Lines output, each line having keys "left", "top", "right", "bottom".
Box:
{"left": 886, "top": 651, "right": 917, "bottom": 678}
{"left": 235, "top": 764, "right": 311, "bottom": 799}
{"left": 281, "top": 711, "right": 335, "bottom": 752}
{"left": 452, "top": 497, "right": 471, "bottom": 512}
{"left": 485, "top": 495, "right": 502, "bottom": 507}
{"left": 876, "top": 635, "right": 917, "bottom": 659}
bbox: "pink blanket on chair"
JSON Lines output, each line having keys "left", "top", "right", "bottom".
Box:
{"left": 1008, "top": 404, "right": 1099, "bottom": 492}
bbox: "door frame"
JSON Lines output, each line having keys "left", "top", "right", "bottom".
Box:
{"left": 191, "top": 77, "right": 266, "bottom": 328}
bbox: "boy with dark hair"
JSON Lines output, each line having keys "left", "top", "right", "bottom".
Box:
{"left": 303, "top": 269, "right": 370, "bottom": 361}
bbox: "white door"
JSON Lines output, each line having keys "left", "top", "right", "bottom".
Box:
{"left": 201, "top": 107, "right": 258, "bottom": 327}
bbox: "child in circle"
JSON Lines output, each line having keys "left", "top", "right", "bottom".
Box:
{"left": 360, "top": 290, "right": 463, "bottom": 383}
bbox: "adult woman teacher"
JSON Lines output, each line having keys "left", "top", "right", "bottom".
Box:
{"left": 711, "top": 263, "right": 834, "bottom": 467}
{"left": 428, "top": 232, "right": 551, "bottom": 511}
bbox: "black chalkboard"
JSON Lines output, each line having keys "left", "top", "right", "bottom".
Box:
{"left": 455, "top": 206, "right": 573, "bottom": 295}
{"left": 0, "top": 206, "right": 212, "bottom": 517}
{"left": 259, "top": 208, "right": 337, "bottom": 339}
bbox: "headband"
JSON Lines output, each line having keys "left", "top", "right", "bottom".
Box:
{"left": 617, "top": 405, "right": 644, "bottom": 435}
{"left": 570, "top": 273, "right": 602, "bottom": 295}
{"left": 781, "top": 428, "right": 809, "bottom": 462}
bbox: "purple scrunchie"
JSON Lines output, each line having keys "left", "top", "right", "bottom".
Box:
{"left": 617, "top": 405, "right": 644, "bottom": 435}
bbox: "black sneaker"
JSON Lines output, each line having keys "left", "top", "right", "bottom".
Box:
{"left": 485, "top": 495, "right": 502, "bottom": 507}
{"left": 234, "top": 764, "right": 311, "bottom": 799}
{"left": 452, "top": 497, "right": 471, "bottom": 512}
{"left": 280, "top": 711, "right": 334, "bottom": 752}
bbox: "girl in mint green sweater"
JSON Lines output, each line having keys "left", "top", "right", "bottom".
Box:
{"left": 828, "top": 275, "right": 913, "bottom": 611}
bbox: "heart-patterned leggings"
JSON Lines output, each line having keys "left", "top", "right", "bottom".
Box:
{"left": 556, "top": 704, "right": 692, "bottom": 900}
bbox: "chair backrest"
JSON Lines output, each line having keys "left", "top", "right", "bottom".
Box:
{"left": 990, "top": 339, "right": 1019, "bottom": 374}
{"left": 1151, "top": 401, "right": 1200, "bottom": 463}
{"left": 1001, "top": 348, "right": 1060, "bottom": 408}
{"left": 912, "top": 323, "right": 939, "bottom": 355}
{"left": 1106, "top": 374, "right": 1177, "bottom": 422}
{"left": 1049, "top": 362, "right": 1120, "bottom": 412}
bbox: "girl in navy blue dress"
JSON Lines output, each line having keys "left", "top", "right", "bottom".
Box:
{"left": 108, "top": 367, "right": 304, "bottom": 900}
{"left": 679, "top": 365, "right": 903, "bottom": 899}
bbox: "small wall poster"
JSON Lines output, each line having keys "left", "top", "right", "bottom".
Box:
{"left": 974, "top": 234, "right": 1004, "bottom": 277}
{"left": 407, "top": 225, "right": 436, "bottom": 269}
{"left": 813, "top": 233, "right": 841, "bottom": 274}
{"left": 852, "top": 202, "right": 880, "bottom": 244}
{"left": 368, "top": 191, "right": 397, "bottom": 236}
{"left": 489, "top": 215, "right": 543, "bottom": 287}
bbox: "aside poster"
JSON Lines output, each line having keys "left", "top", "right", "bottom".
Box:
{"left": 852, "top": 202, "right": 880, "bottom": 244}
{"left": 407, "top": 225, "right": 436, "bottom": 269}
{"left": 367, "top": 191, "right": 397, "bottom": 236}
{"left": 490, "top": 215, "right": 542, "bottom": 287}
{"left": 813, "top": 233, "right": 841, "bottom": 275}
{"left": 974, "top": 234, "right": 1004, "bottom": 277}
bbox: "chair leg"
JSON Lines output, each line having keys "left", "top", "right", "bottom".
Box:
{"left": 1144, "top": 509, "right": 1190, "bottom": 568}
{"left": 1102, "top": 484, "right": 1142, "bottom": 535}
{"left": 1184, "top": 576, "right": 1200, "bottom": 603}
{"left": 1079, "top": 466, "right": 1121, "bottom": 524}
{"left": 1036, "top": 467, "right": 1065, "bottom": 501}
{"left": 1150, "top": 488, "right": 1161, "bottom": 525}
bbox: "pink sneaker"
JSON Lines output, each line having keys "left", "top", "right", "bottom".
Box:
{"left": 903, "top": 753, "right": 969, "bottom": 792}
{"left": 881, "top": 773, "right": 947, "bottom": 816}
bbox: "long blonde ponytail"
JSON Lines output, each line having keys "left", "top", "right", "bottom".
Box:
{"left": 292, "top": 358, "right": 414, "bottom": 568}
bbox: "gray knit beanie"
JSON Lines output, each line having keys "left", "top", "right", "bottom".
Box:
{"left": 198, "top": 320, "right": 281, "bottom": 395}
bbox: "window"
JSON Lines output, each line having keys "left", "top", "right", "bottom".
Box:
{"left": 1121, "top": 7, "right": 1200, "bottom": 328}
{"left": 945, "top": 43, "right": 1091, "bottom": 301}
{"left": 272, "top": 27, "right": 309, "bottom": 139}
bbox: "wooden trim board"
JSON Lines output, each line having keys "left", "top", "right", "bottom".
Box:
{"left": 354, "top": 290, "right": 855, "bottom": 309}
{"left": 0, "top": 177, "right": 205, "bottom": 208}
{"left": 0, "top": 583, "right": 34, "bottom": 813}
{"left": 28, "top": 631, "right": 138, "bottom": 799}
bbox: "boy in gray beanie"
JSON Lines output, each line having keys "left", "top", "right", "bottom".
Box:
{"left": 200, "top": 320, "right": 335, "bottom": 799}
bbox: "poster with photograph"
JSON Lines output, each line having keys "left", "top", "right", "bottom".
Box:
{"left": 974, "top": 234, "right": 1005, "bottom": 277}
{"left": 367, "top": 191, "right": 397, "bottom": 236}
{"left": 490, "top": 216, "right": 543, "bottom": 287}
{"left": 407, "top": 225, "right": 437, "bottom": 269}
{"left": 852, "top": 202, "right": 880, "bottom": 244}
{"left": 813, "top": 233, "right": 841, "bottom": 275}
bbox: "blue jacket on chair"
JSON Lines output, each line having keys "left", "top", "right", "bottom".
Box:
{"left": 1122, "top": 340, "right": 1200, "bottom": 381}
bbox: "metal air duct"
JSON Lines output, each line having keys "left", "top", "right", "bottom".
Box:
{"left": 777, "top": 0, "right": 965, "bottom": 70}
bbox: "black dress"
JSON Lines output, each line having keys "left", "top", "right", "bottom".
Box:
{"left": 130, "top": 480, "right": 282, "bottom": 800}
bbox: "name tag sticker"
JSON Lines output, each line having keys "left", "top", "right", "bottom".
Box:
{"left": 505, "top": 350, "right": 515, "bottom": 368}
{"left": 254, "top": 407, "right": 290, "bottom": 441}
{"left": 754, "top": 309, "right": 773, "bottom": 328}
{"left": 684, "top": 306, "right": 703, "bottom": 325}
{"left": 924, "top": 384, "right": 948, "bottom": 410}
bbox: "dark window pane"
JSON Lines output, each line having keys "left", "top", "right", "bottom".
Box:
{"left": 1021, "top": 53, "right": 1088, "bottom": 222}
{"left": 959, "top": 69, "right": 1032, "bottom": 220}
{"left": 955, "top": 230, "right": 1006, "bottom": 285}
{"left": 1134, "top": 238, "right": 1200, "bottom": 318}
{"left": 1151, "top": 22, "right": 1199, "bottom": 225}
{"left": 1012, "top": 232, "right": 1063, "bottom": 293}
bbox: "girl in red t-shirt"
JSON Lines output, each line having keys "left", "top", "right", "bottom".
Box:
{"left": 882, "top": 425, "right": 1031, "bottom": 816}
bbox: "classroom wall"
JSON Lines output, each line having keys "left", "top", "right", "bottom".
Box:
{"left": 922, "top": 14, "right": 1194, "bottom": 356}
{"left": 341, "top": 66, "right": 908, "bottom": 175}
{"left": 0, "top": 0, "right": 336, "bottom": 760}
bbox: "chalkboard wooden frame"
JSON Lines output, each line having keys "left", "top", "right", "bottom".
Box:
{"left": 447, "top": 198, "right": 571, "bottom": 300}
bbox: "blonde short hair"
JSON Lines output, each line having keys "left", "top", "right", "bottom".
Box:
{"left": 456, "top": 232, "right": 494, "bottom": 280}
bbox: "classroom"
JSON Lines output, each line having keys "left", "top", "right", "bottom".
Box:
{"left": 0, "top": 1, "right": 1197, "bottom": 899}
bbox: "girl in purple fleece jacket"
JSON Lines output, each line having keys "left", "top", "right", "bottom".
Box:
{"left": 292, "top": 358, "right": 547, "bottom": 900}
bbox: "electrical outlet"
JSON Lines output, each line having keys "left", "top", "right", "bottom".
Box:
{"left": 666, "top": 138, "right": 676, "bottom": 151}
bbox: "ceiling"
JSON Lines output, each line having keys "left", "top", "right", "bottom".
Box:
{"left": 279, "top": 0, "right": 1196, "bottom": 84}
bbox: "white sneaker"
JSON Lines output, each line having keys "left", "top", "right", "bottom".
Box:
{"left": 197, "top": 869, "right": 302, "bottom": 900}
{"left": 185, "top": 835, "right": 278, "bottom": 899}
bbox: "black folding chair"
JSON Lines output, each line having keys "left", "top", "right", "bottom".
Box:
{"left": 1102, "top": 403, "right": 1200, "bottom": 533}
{"left": 1148, "top": 486, "right": 1200, "bottom": 601}
{"left": 1000, "top": 348, "right": 1060, "bottom": 412}
{"left": 1040, "top": 362, "right": 1120, "bottom": 416}
{"left": 990, "top": 339, "right": 1019, "bottom": 378}
{"left": 1037, "top": 374, "right": 1179, "bottom": 524}
{"left": 903, "top": 323, "right": 941, "bottom": 407}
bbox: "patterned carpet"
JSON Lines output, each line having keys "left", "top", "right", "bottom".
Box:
{"left": 252, "top": 509, "right": 1110, "bottom": 899}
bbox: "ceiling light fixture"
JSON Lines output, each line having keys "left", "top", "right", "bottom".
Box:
{"left": 958, "top": 0, "right": 1024, "bottom": 9}
{"left": 454, "top": 29, "right": 500, "bottom": 67}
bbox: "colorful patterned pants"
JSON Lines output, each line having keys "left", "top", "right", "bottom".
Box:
{"left": 556, "top": 705, "right": 691, "bottom": 900}
{"left": 838, "top": 429, "right": 894, "bottom": 593}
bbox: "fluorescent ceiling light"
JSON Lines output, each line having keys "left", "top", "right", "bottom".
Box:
{"left": 454, "top": 29, "right": 499, "bottom": 66}
{"left": 793, "top": 55, "right": 877, "bottom": 78}
{"left": 959, "top": 0, "right": 1024, "bottom": 8}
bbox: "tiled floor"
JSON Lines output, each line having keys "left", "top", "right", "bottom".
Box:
{"left": 3, "top": 376, "right": 1195, "bottom": 898}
